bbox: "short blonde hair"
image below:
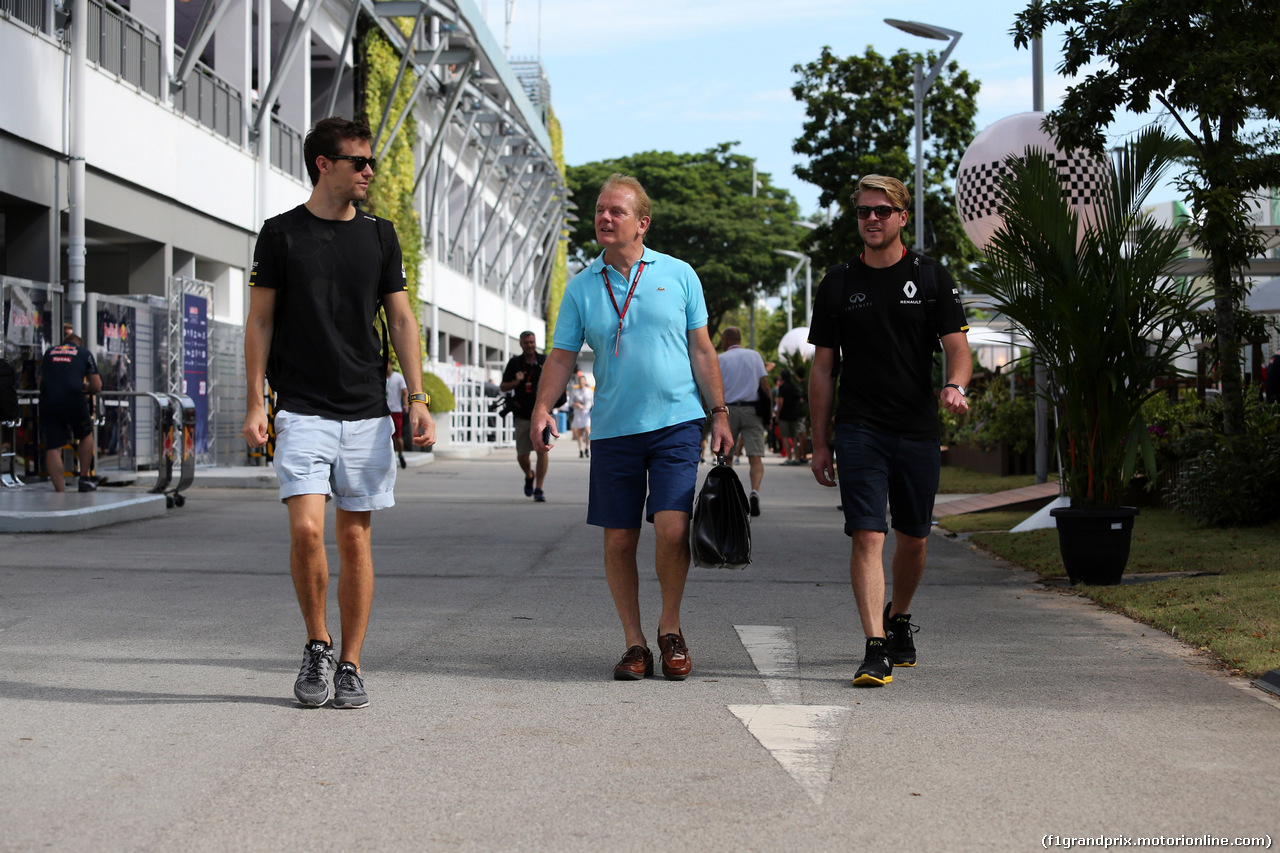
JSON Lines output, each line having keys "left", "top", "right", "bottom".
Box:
{"left": 600, "top": 173, "right": 652, "bottom": 221}
{"left": 851, "top": 175, "right": 911, "bottom": 212}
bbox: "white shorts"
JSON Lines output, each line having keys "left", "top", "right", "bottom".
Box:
{"left": 273, "top": 410, "right": 396, "bottom": 511}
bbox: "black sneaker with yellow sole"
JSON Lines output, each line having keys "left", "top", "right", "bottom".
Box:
{"left": 853, "top": 636, "right": 893, "bottom": 686}
{"left": 884, "top": 601, "right": 918, "bottom": 667}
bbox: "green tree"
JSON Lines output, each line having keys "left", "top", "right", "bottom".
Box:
{"left": 1012, "top": 0, "right": 1280, "bottom": 436}
{"left": 360, "top": 28, "right": 423, "bottom": 313}
{"left": 791, "top": 46, "right": 981, "bottom": 271}
{"left": 565, "top": 144, "right": 802, "bottom": 336}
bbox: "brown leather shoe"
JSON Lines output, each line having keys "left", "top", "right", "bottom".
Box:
{"left": 657, "top": 630, "right": 692, "bottom": 680}
{"left": 613, "top": 645, "right": 653, "bottom": 680}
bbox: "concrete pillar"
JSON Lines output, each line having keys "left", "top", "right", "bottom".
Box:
{"left": 276, "top": 14, "right": 310, "bottom": 131}
{"left": 173, "top": 251, "right": 197, "bottom": 280}
{"left": 256, "top": 0, "right": 272, "bottom": 229}
{"left": 128, "top": 243, "right": 169, "bottom": 297}
{"left": 67, "top": 0, "right": 87, "bottom": 335}
{"left": 214, "top": 0, "right": 253, "bottom": 132}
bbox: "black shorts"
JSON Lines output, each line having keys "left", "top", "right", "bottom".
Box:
{"left": 40, "top": 399, "right": 93, "bottom": 448}
{"left": 834, "top": 422, "right": 939, "bottom": 539}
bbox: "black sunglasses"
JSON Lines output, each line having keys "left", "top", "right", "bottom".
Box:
{"left": 327, "top": 154, "right": 377, "bottom": 172}
{"left": 854, "top": 204, "right": 904, "bottom": 220}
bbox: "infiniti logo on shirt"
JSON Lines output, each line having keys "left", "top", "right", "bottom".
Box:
{"left": 846, "top": 292, "right": 871, "bottom": 310}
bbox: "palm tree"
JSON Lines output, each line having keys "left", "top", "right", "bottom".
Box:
{"left": 962, "top": 128, "right": 1209, "bottom": 510}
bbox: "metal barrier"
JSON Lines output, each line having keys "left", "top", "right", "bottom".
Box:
{"left": 429, "top": 361, "right": 513, "bottom": 448}
{"left": 0, "top": 416, "right": 22, "bottom": 487}
{"left": 97, "top": 390, "right": 195, "bottom": 506}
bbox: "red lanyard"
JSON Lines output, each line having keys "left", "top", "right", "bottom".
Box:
{"left": 602, "top": 261, "right": 646, "bottom": 356}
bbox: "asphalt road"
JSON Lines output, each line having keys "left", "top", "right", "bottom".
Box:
{"left": 2, "top": 450, "right": 1277, "bottom": 852}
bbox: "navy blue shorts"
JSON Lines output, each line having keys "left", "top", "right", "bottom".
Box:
{"left": 39, "top": 400, "right": 93, "bottom": 448}
{"left": 587, "top": 419, "right": 703, "bottom": 529}
{"left": 834, "top": 422, "right": 939, "bottom": 539}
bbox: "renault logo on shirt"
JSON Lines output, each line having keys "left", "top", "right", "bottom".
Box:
{"left": 903, "top": 281, "right": 917, "bottom": 299}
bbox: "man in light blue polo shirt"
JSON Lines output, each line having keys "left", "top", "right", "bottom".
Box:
{"left": 530, "top": 173, "right": 733, "bottom": 682}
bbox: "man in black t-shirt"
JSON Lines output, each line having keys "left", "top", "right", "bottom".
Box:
{"left": 243, "top": 116, "right": 435, "bottom": 710}
{"left": 807, "top": 174, "right": 972, "bottom": 688}
{"left": 500, "top": 331, "right": 550, "bottom": 501}
{"left": 775, "top": 369, "right": 804, "bottom": 464}
{"left": 39, "top": 334, "right": 102, "bottom": 493}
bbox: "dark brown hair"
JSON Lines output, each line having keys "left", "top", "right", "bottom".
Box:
{"left": 303, "top": 117, "right": 373, "bottom": 186}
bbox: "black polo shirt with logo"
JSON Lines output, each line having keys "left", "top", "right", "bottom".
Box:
{"left": 808, "top": 250, "right": 968, "bottom": 441}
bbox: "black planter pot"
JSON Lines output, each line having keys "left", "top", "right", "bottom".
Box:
{"left": 1049, "top": 506, "right": 1140, "bottom": 586}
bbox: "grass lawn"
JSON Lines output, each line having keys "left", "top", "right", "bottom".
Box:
{"left": 937, "top": 466, "right": 1056, "bottom": 494}
{"left": 940, "top": 508, "right": 1280, "bottom": 678}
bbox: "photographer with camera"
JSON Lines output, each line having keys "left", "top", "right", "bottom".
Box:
{"left": 500, "top": 331, "right": 551, "bottom": 502}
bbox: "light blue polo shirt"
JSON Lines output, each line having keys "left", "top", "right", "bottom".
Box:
{"left": 553, "top": 247, "right": 709, "bottom": 440}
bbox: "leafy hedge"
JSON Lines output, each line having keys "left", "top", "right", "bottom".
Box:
{"left": 421, "top": 371, "right": 455, "bottom": 414}
{"left": 1156, "top": 388, "right": 1280, "bottom": 526}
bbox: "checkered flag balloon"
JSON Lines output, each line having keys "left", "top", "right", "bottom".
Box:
{"left": 955, "top": 112, "right": 1111, "bottom": 251}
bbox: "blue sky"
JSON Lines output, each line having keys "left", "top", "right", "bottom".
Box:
{"left": 485, "top": 0, "right": 1167, "bottom": 217}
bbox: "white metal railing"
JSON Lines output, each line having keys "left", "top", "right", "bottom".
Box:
{"left": 428, "top": 360, "right": 512, "bottom": 448}
{"left": 270, "top": 115, "right": 306, "bottom": 181}
{"left": 87, "top": 0, "right": 162, "bottom": 98}
{"left": 0, "top": 0, "right": 49, "bottom": 32}
{"left": 174, "top": 46, "right": 244, "bottom": 146}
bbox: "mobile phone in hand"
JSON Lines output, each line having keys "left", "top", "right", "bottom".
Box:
{"left": 542, "top": 424, "right": 553, "bottom": 446}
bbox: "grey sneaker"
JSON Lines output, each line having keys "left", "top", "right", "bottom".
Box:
{"left": 294, "top": 639, "right": 334, "bottom": 706}
{"left": 333, "top": 661, "right": 369, "bottom": 709}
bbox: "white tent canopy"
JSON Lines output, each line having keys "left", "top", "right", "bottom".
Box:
{"left": 778, "top": 327, "right": 815, "bottom": 360}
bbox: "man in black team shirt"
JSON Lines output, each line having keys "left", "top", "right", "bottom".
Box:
{"left": 243, "top": 117, "right": 435, "bottom": 709}
{"left": 807, "top": 174, "right": 972, "bottom": 687}
{"left": 39, "top": 333, "right": 102, "bottom": 493}
{"left": 500, "top": 330, "right": 550, "bottom": 502}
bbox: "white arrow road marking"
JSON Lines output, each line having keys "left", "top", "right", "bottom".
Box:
{"left": 732, "top": 625, "right": 852, "bottom": 803}
{"left": 728, "top": 704, "right": 852, "bottom": 805}
{"left": 734, "top": 625, "right": 801, "bottom": 703}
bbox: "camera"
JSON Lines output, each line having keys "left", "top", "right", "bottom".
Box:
{"left": 489, "top": 394, "right": 515, "bottom": 419}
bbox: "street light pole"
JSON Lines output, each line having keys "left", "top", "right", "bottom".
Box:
{"left": 775, "top": 249, "right": 810, "bottom": 332}
{"left": 791, "top": 220, "right": 818, "bottom": 322}
{"left": 885, "top": 19, "right": 962, "bottom": 253}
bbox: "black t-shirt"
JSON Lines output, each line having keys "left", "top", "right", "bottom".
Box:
{"left": 502, "top": 353, "right": 546, "bottom": 419}
{"left": 808, "top": 250, "right": 968, "bottom": 440}
{"left": 39, "top": 343, "right": 99, "bottom": 407}
{"left": 250, "top": 205, "right": 405, "bottom": 420}
{"left": 777, "top": 380, "right": 802, "bottom": 421}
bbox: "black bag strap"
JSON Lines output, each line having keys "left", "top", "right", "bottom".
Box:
{"left": 374, "top": 216, "right": 395, "bottom": 375}
{"left": 825, "top": 263, "right": 849, "bottom": 378}
{"left": 912, "top": 253, "right": 943, "bottom": 354}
